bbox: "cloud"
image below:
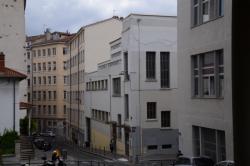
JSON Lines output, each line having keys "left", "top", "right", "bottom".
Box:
{"left": 25, "top": 0, "right": 177, "bottom": 36}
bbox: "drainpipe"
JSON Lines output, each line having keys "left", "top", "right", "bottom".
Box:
{"left": 13, "top": 79, "right": 16, "bottom": 131}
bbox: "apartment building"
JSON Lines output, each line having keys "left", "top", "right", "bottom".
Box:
{"left": 26, "top": 30, "right": 73, "bottom": 134}
{"left": 177, "top": 0, "right": 233, "bottom": 162}
{"left": 65, "top": 17, "right": 122, "bottom": 146}
{"left": 85, "top": 14, "right": 178, "bottom": 162}
{"left": 0, "top": 0, "right": 27, "bottom": 133}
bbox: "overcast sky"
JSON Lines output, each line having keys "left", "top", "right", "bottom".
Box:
{"left": 25, "top": 0, "right": 177, "bottom": 36}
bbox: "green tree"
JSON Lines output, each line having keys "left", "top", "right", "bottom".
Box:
{"left": 0, "top": 129, "right": 19, "bottom": 154}
{"left": 20, "top": 116, "right": 37, "bottom": 135}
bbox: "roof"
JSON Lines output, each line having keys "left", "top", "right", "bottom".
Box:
{"left": 31, "top": 35, "right": 74, "bottom": 47}
{"left": 0, "top": 67, "right": 27, "bottom": 80}
{"left": 124, "top": 13, "right": 177, "bottom": 20}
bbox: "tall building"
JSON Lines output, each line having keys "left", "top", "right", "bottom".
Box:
{"left": 65, "top": 16, "right": 122, "bottom": 146}
{"left": 0, "top": 0, "right": 27, "bottom": 133}
{"left": 26, "top": 30, "right": 73, "bottom": 134}
{"left": 85, "top": 14, "right": 178, "bottom": 162}
{"left": 177, "top": 0, "right": 233, "bottom": 162}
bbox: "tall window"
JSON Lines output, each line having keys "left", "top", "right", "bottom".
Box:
{"left": 53, "top": 76, "right": 56, "bottom": 84}
{"left": 146, "top": 52, "right": 156, "bottom": 80}
{"left": 48, "top": 62, "right": 51, "bottom": 71}
{"left": 147, "top": 102, "right": 156, "bottom": 119}
{"left": 161, "top": 111, "right": 170, "bottom": 128}
{"left": 191, "top": 49, "right": 224, "bottom": 97}
{"left": 38, "top": 77, "right": 41, "bottom": 85}
{"left": 43, "top": 91, "right": 46, "bottom": 100}
{"left": 32, "top": 50, "right": 36, "bottom": 57}
{"left": 48, "top": 91, "right": 51, "bottom": 100}
{"left": 192, "top": 0, "right": 224, "bottom": 26}
{"left": 112, "top": 77, "right": 121, "bottom": 96}
{"left": 33, "top": 63, "right": 36, "bottom": 72}
{"left": 48, "top": 76, "right": 51, "bottom": 84}
{"left": 43, "top": 62, "right": 46, "bottom": 71}
{"left": 27, "top": 65, "right": 30, "bottom": 73}
{"left": 42, "top": 49, "right": 46, "bottom": 56}
{"left": 43, "top": 76, "right": 46, "bottom": 85}
{"left": 53, "top": 61, "right": 56, "bottom": 70}
{"left": 52, "top": 48, "right": 56, "bottom": 55}
{"left": 124, "top": 94, "right": 129, "bottom": 120}
{"left": 53, "top": 105, "right": 57, "bottom": 114}
{"left": 63, "top": 47, "right": 68, "bottom": 55}
{"left": 33, "top": 77, "right": 36, "bottom": 85}
{"left": 27, "top": 52, "right": 30, "bottom": 59}
{"left": 53, "top": 91, "right": 56, "bottom": 100}
{"left": 48, "top": 105, "right": 51, "bottom": 115}
{"left": 193, "top": 126, "right": 226, "bottom": 162}
{"left": 124, "top": 52, "right": 129, "bottom": 80}
{"left": 38, "top": 50, "right": 41, "bottom": 57}
{"left": 48, "top": 48, "right": 51, "bottom": 56}
{"left": 38, "top": 63, "right": 41, "bottom": 71}
{"left": 117, "top": 114, "right": 122, "bottom": 139}
{"left": 160, "top": 52, "right": 170, "bottom": 88}
{"left": 64, "top": 105, "right": 66, "bottom": 114}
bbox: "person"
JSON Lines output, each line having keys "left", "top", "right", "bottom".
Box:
{"left": 110, "top": 139, "right": 114, "bottom": 153}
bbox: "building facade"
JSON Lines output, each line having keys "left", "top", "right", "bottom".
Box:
{"left": 0, "top": 0, "right": 27, "bottom": 134}
{"left": 85, "top": 14, "right": 178, "bottom": 162}
{"left": 26, "top": 30, "right": 73, "bottom": 134}
{"left": 65, "top": 17, "right": 122, "bottom": 146}
{"left": 177, "top": 0, "right": 233, "bottom": 162}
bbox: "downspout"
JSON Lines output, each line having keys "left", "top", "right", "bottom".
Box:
{"left": 69, "top": 43, "right": 72, "bottom": 139}
{"left": 77, "top": 36, "right": 80, "bottom": 145}
{"left": 13, "top": 79, "right": 16, "bottom": 131}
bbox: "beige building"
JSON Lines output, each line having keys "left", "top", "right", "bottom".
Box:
{"left": 26, "top": 30, "right": 73, "bottom": 134}
{"left": 65, "top": 16, "right": 122, "bottom": 146}
{"left": 0, "top": 0, "right": 27, "bottom": 133}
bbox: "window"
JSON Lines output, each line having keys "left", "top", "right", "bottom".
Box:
{"left": 48, "top": 91, "right": 51, "bottom": 100}
{"left": 28, "top": 93, "right": 30, "bottom": 102}
{"left": 63, "top": 47, "right": 68, "bottom": 55}
{"left": 48, "top": 76, "right": 51, "bottom": 84}
{"left": 38, "top": 91, "right": 41, "bottom": 101}
{"left": 33, "top": 77, "right": 36, "bottom": 85}
{"left": 147, "top": 102, "right": 156, "bottom": 119}
{"left": 27, "top": 79, "right": 30, "bottom": 87}
{"left": 27, "top": 65, "right": 30, "bottom": 73}
{"left": 52, "top": 48, "right": 56, "bottom": 55}
{"left": 64, "top": 76, "right": 66, "bottom": 84}
{"left": 117, "top": 114, "right": 122, "bottom": 139}
{"left": 63, "top": 61, "right": 67, "bottom": 70}
{"left": 48, "top": 62, "right": 51, "bottom": 71}
{"left": 33, "top": 63, "right": 36, "bottom": 72}
{"left": 147, "top": 145, "right": 158, "bottom": 150}
{"left": 53, "top": 61, "right": 56, "bottom": 70}
{"left": 43, "top": 91, "right": 46, "bottom": 100}
{"left": 38, "top": 63, "right": 41, "bottom": 71}
{"left": 43, "top": 62, "right": 46, "bottom": 71}
{"left": 112, "top": 77, "right": 121, "bottom": 96}
{"left": 48, "top": 105, "right": 51, "bottom": 115}
{"left": 191, "top": 49, "right": 224, "bottom": 97}
{"left": 53, "top": 76, "right": 56, "bottom": 84}
{"left": 161, "top": 111, "right": 170, "bottom": 127}
{"left": 43, "top": 105, "right": 46, "bottom": 114}
{"left": 42, "top": 49, "right": 46, "bottom": 56}
{"left": 125, "top": 94, "right": 129, "bottom": 120}
{"left": 38, "top": 77, "right": 41, "bottom": 85}
{"left": 193, "top": 126, "right": 226, "bottom": 162}
{"left": 33, "top": 91, "right": 36, "bottom": 100}
{"left": 64, "top": 91, "right": 66, "bottom": 100}
{"left": 32, "top": 50, "right": 36, "bottom": 57}
{"left": 160, "top": 52, "right": 170, "bottom": 88}
{"left": 162, "top": 144, "right": 172, "bottom": 149}
{"left": 53, "top": 91, "right": 56, "bottom": 100}
{"left": 43, "top": 76, "right": 46, "bottom": 84}
{"left": 192, "top": 0, "right": 224, "bottom": 27}
{"left": 146, "top": 52, "right": 156, "bottom": 80}
{"left": 123, "top": 52, "right": 129, "bottom": 80}
{"left": 64, "top": 105, "right": 66, "bottom": 114}
{"left": 53, "top": 105, "right": 56, "bottom": 114}
{"left": 27, "top": 52, "right": 30, "bottom": 59}
{"left": 38, "top": 50, "right": 41, "bottom": 57}
{"left": 48, "top": 48, "right": 51, "bottom": 56}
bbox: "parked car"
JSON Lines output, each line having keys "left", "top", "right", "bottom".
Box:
{"left": 40, "top": 131, "right": 55, "bottom": 137}
{"left": 174, "top": 156, "right": 214, "bottom": 166}
{"left": 214, "top": 160, "right": 234, "bottom": 166}
{"left": 33, "top": 138, "right": 45, "bottom": 150}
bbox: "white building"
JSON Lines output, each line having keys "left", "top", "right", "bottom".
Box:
{"left": 85, "top": 14, "right": 178, "bottom": 162}
{"left": 177, "top": 0, "right": 233, "bottom": 162}
{"left": 0, "top": 53, "right": 26, "bottom": 134}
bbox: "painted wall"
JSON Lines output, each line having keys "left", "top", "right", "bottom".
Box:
{"left": 177, "top": 0, "right": 233, "bottom": 160}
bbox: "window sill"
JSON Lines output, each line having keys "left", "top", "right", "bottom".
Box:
{"left": 191, "top": 15, "right": 224, "bottom": 29}
{"left": 191, "top": 96, "right": 224, "bottom": 99}
{"left": 160, "top": 127, "right": 172, "bottom": 130}
{"left": 160, "top": 87, "right": 171, "bottom": 90}
{"left": 112, "top": 94, "right": 121, "bottom": 97}
{"left": 146, "top": 119, "right": 157, "bottom": 122}
{"left": 145, "top": 79, "right": 157, "bottom": 82}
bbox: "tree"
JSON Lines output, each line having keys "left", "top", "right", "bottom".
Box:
{"left": 0, "top": 129, "right": 19, "bottom": 154}
{"left": 20, "top": 116, "right": 37, "bottom": 135}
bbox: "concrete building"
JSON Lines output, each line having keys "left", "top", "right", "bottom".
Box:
{"left": 0, "top": 53, "right": 26, "bottom": 134}
{"left": 177, "top": 0, "right": 233, "bottom": 162}
{"left": 65, "top": 17, "right": 122, "bottom": 146}
{"left": 26, "top": 30, "right": 73, "bottom": 134}
{"left": 85, "top": 14, "right": 178, "bottom": 162}
{"left": 0, "top": 0, "right": 27, "bottom": 134}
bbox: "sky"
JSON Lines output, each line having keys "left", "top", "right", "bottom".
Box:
{"left": 25, "top": 0, "right": 177, "bottom": 36}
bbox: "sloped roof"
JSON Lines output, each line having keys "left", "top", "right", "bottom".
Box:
{"left": 0, "top": 67, "right": 27, "bottom": 80}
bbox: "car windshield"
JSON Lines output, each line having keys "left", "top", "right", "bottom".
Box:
{"left": 194, "top": 158, "right": 214, "bottom": 166}
{"left": 175, "top": 157, "right": 191, "bottom": 165}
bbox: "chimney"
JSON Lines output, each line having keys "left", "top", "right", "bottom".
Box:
{"left": 0, "top": 52, "right": 5, "bottom": 70}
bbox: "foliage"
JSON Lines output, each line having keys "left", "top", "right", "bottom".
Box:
{"left": 20, "top": 116, "right": 37, "bottom": 135}
{"left": 0, "top": 129, "right": 19, "bottom": 154}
